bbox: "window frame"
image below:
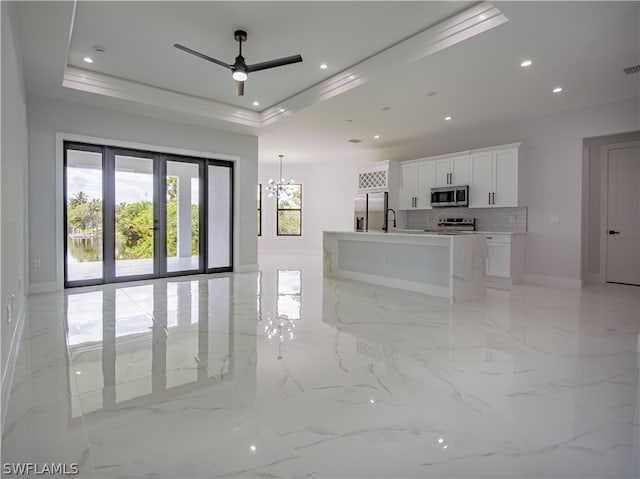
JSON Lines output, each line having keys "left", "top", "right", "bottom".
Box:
{"left": 276, "top": 184, "right": 302, "bottom": 237}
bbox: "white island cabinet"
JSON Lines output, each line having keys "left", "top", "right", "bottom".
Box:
{"left": 323, "top": 231, "right": 486, "bottom": 303}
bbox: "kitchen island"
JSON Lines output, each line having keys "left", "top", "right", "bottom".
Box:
{"left": 323, "top": 231, "right": 486, "bottom": 303}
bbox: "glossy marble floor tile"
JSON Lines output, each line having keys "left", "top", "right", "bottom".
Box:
{"left": 2, "top": 254, "right": 639, "bottom": 478}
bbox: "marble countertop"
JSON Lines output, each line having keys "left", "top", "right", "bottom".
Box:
{"left": 324, "top": 230, "right": 459, "bottom": 238}
{"left": 325, "top": 230, "right": 527, "bottom": 237}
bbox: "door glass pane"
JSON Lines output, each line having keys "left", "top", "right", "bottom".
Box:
{"left": 207, "top": 165, "right": 231, "bottom": 269}
{"left": 166, "top": 161, "right": 200, "bottom": 272}
{"left": 115, "top": 155, "right": 154, "bottom": 277}
{"left": 66, "top": 149, "right": 103, "bottom": 282}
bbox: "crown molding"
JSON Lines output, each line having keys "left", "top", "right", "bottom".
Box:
{"left": 62, "top": 2, "right": 507, "bottom": 129}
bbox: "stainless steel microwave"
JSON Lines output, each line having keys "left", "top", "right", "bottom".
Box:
{"left": 431, "top": 185, "right": 469, "bottom": 207}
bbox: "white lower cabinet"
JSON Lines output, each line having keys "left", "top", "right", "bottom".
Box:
{"left": 484, "top": 234, "right": 525, "bottom": 289}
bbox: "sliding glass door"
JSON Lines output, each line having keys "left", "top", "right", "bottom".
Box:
{"left": 64, "top": 142, "right": 232, "bottom": 287}
{"left": 166, "top": 158, "right": 204, "bottom": 275}
{"left": 65, "top": 146, "right": 104, "bottom": 283}
{"left": 207, "top": 162, "right": 233, "bottom": 272}
{"left": 112, "top": 151, "right": 157, "bottom": 280}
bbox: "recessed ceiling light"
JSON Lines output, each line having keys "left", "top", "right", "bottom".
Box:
{"left": 520, "top": 60, "right": 533, "bottom": 67}
{"left": 553, "top": 86, "right": 563, "bottom": 93}
{"left": 83, "top": 57, "right": 93, "bottom": 63}
{"left": 253, "top": 101, "right": 259, "bottom": 106}
{"left": 444, "top": 116, "right": 452, "bottom": 121}
{"left": 320, "top": 63, "right": 328, "bottom": 70}
{"left": 373, "top": 135, "right": 380, "bottom": 139}
{"left": 279, "top": 108, "right": 285, "bottom": 112}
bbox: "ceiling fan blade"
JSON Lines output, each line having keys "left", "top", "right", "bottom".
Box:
{"left": 247, "top": 54, "right": 303, "bottom": 73}
{"left": 174, "top": 43, "right": 232, "bottom": 70}
{"left": 235, "top": 80, "right": 245, "bottom": 96}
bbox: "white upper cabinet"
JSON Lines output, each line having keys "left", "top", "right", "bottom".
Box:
{"left": 399, "top": 163, "right": 418, "bottom": 209}
{"left": 398, "top": 161, "right": 434, "bottom": 210}
{"left": 399, "top": 161, "right": 435, "bottom": 209}
{"left": 433, "top": 155, "right": 470, "bottom": 186}
{"left": 417, "top": 162, "right": 435, "bottom": 208}
{"left": 470, "top": 145, "right": 520, "bottom": 208}
{"left": 396, "top": 143, "right": 520, "bottom": 210}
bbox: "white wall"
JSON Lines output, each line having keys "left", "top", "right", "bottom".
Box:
{"left": 258, "top": 155, "right": 377, "bottom": 256}
{"left": 1, "top": 0, "right": 29, "bottom": 418}
{"left": 28, "top": 95, "right": 258, "bottom": 290}
{"left": 379, "top": 99, "right": 639, "bottom": 284}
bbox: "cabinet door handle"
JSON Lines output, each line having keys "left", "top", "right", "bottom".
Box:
{"left": 608, "top": 230, "right": 620, "bottom": 235}
{"left": 491, "top": 192, "right": 495, "bottom": 204}
{"left": 488, "top": 192, "right": 491, "bottom": 204}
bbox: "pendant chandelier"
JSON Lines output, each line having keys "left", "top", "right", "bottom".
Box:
{"left": 265, "top": 154, "right": 294, "bottom": 198}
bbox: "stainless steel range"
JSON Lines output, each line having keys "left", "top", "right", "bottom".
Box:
{"left": 424, "top": 217, "right": 476, "bottom": 234}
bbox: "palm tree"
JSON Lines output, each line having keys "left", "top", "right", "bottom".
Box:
{"left": 69, "top": 191, "right": 89, "bottom": 207}
{"left": 87, "top": 198, "right": 102, "bottom": 235}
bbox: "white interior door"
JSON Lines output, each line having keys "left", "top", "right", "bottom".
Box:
{"left": 606, "top": 144, "right": 640, "bottom": 285}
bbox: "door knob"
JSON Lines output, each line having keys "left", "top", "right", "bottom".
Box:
{"left": 608, "top": 230, "right": 620, "bottom": 235}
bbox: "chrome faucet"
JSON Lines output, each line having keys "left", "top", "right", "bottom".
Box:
{"left": 383, "top": 208, "right": 396, "bottom": 232}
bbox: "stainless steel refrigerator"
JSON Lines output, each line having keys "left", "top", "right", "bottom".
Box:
{"left": 354, "top": 191, "right": 388, "bottom": 232}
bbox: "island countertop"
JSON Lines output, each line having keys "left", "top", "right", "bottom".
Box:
{"left": 323, "top": 230, "right": 486, "bottom": 303}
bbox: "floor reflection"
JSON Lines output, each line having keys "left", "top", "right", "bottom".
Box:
{"left": 66, "top": 277, "right": 233, "bottom": 416}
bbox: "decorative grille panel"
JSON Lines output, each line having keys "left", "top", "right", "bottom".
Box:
{"left": 358, "top": 170, "right": 387, "bottom": 190}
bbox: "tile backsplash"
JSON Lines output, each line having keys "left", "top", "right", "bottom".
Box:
{"left": 405, "top": 207, "right": 527, "bottom": 232}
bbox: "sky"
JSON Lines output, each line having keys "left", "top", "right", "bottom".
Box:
{"left": 67, "top": 167, "right": 199, "bottom": 205}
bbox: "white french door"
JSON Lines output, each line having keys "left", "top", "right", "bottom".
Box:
{"left": 64, "top": 142, "right": 233, "bottom": 287}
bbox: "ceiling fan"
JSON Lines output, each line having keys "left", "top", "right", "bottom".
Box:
{"left": 174, "top": 30, "right": 303, "bottom": 97}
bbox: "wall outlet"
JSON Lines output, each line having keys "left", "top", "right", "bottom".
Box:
{"left": 380, "top": 254, "right": 386, "bottom": 264}
{"left": 549, "top": 215, "right": 559, "bottom": 223}
{"left": 509, "top": 215, "right": 516, "bottom": 223}
{"left": 6, "top": 305, "right": 11, "bottom": 324}
{"left": 34, "top": 259, "right": 41, "bottom": 268}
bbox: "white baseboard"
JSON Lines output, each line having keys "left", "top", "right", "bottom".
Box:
{"left": 28, "top": 281, "right": 62, "bottom": 293}
{"left": 234, "top": 263, "right": 258, "bottom": 273}
{"left": 1, "top": 302, "right": 27, "bottom": 430}
{"left": 524, "top": 273, "right": 583, "bottom": 289}
{"left": 584, "top": 272, "right": 602, "bottom": 284}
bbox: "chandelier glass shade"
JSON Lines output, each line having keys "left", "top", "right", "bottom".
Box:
{"left": 265, "top": 155, "right": 294, "bottom": 198}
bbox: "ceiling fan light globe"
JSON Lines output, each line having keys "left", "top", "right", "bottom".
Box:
{"left": 232, "top": 70, "right": 248, "bottom": 81}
